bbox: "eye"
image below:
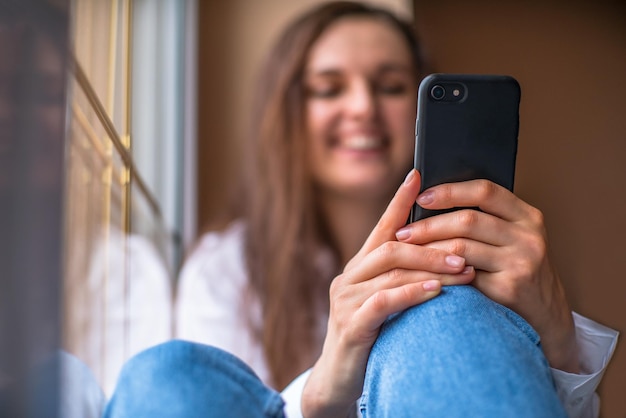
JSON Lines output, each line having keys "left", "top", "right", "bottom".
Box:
{"left": 307, "top": 84, "right": 343, "bottom": 99}
{"left": 376, "top": 82, "right": 408, "bottom": 95}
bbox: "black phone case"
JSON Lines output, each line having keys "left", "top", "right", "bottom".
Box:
{"left": 410, "top": 74, "right": 520, "bottom": 222}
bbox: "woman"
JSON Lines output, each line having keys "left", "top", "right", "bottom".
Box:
{"left": 105, "top": 2, "right": 617, "bottom": 417}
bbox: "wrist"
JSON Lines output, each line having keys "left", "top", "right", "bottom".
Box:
{"left": 542, "top": 304, "right": 580, "bottom": 373}
{"left": 302, "top": 366, "right": 354, "bottom": 418}
{"left": 538, "top": 272, "right": 580, "bottom": 373}
{"left": 544, "top": 328, "right": 580, "bottom": 373}
{"left": 302, "top": 344, "right": 365, "bottom": 418}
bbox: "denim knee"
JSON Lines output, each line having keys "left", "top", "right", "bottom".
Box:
{"left": 385, "top": 285, "right": 540, "bottom": 346}
{"left": 360, "top": 285, "right": 566, "bottom": 418}
{"left": 104, "top": 340, "right": 285, "bottom": 418}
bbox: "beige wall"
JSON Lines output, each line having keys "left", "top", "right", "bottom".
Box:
{"left": 414, "top": 1, "right": 625, "bottom": 417}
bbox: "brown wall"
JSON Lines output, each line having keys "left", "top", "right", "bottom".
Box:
{"left": 197, "top": 0, "right": 625, "bottom": 416}
{"left": 413, "top": 1, "right": 625, "bottom": 416}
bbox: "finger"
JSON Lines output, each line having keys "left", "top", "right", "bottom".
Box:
{"left": 356, "top": 281, "right": 442, "bottom": 333}
{"left": 425, "top": 238, "right": 505, "bottom": 273}
{"left": 331, "top": 267, "right": 473, "bottom": 318}
{"left": 416, "top": 179, "right": 535, "bottom": 223}
{"left": 397, "top": 208, "right": 516, "bottom": 247}
{"left": 355, "top": 170, "right": 422, "bottom": 259}
{"left": 358, "top": 266, "right": 475, "bottom": 295}
{"left": 343, "top": 241, "right": 467, "bottom": 285}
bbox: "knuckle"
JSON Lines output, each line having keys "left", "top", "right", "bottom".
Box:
{"left": 343, "top": 258, "right": 357, "bottom": 272}
{"left": 384, "top": 268, "right": 404, "bottom": 282}
{"left": 449, "top": 238, "right": 467, "bottom": 256}
{"left": 508, "top": 249, "right": 539, "bottom": 284}
{"left": 513, "top": 258, "right": 535, "bottom": 280}
{"left": 520, "top": 230, "right": 547, "bottom": 261}
{"left": 477, "top": 180, "right": 498, "bottom": 201}
{"left": 400, "top": 285, "right": 419, "bottom": 304}
{"left": 377, "top": 241, "right": 399, "bottom": 260}
{"left": 422, "top": 247, "right": 444, "bottom": 266}
{"left": 328, "top": 280, "right": 355, "bottom": 320}
{"left": 456, "top": 209, "right": 479, "bottom": 231}
{"left": 528, "top": 206, "right": 546, "bottom": 227}
{"left": 329, "top": 274, "right": 348, "bottom": 299}
{"left": 329, "top": 277, "right": 340, "bottom": 297}
{"left": 369, "top": 291, "right": 389, "bottom": 314}
{"left": 528, "top": 233, "right": 547, "bottom": 258}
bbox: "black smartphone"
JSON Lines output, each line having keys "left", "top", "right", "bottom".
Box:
{"left": 409, "top": 74, "right": 521, "bottom": 222}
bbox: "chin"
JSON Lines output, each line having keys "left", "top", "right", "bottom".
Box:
{"left": 333, "top": 173, "right": 401, "bottom": 200}
{"left": 313, "top": 160, "right": 409, "bottom": 198}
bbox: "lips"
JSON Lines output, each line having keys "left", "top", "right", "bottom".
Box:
{"left": 340, "top": 135, "right": 387, "bottom": 151}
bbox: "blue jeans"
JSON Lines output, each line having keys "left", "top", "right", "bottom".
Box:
{"left": 360, "top": 285, "right": 567, "bottom": 417}
{"left": 103, "top": 286, "right": 567, "bottom": 417}
{"left": 103, "top": 341, "right": 285, "bottom": 418}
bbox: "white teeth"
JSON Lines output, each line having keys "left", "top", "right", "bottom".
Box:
{"left": 343, "top": 136, "right": 382, "bottom": 150}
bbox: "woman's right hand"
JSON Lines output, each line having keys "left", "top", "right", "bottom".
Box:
{"left": 301, "top": 169, "right": 475, "bottom": 418}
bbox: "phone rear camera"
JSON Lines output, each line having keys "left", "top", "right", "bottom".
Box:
{"left": 431, "top": 85, "right": 445, "bottom": 100}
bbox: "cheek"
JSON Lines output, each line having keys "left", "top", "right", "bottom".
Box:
{"left": 305, "top": 103, "right": 328, "bottom": 178}
{"left": 307, "top": 101, "right": 335, "bottom": 134}
{"left": 382, "top": 97, "right": 416, "bottom": 141}
{"left": 381, "top": 98, "right": 416, "bottom": 172}
{"left": 306, "top": 101, "right": 338, "bottom": 153}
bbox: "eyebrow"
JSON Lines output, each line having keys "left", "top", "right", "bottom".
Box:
{"left": 306, "top": 63, "right": 413, "bottom": 78}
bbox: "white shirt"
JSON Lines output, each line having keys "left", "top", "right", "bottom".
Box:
{"left": 70, "top": 229, "right": 173, "bottom": 397}
{"left": 175, "top": 222, "right": 619, "bottom": 418}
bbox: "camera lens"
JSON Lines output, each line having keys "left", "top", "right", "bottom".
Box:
{"left": 431, "top": 85, "right": 445, "bottom": 100}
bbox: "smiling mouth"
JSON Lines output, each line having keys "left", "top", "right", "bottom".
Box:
{"left": 341, "top": 135, "right": 387, "bottom": 151}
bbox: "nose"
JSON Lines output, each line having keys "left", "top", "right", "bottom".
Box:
{"left": 344, "top": 80, "right": 376, "bottom": 121}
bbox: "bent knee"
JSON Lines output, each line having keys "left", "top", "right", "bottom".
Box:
{"left": 119, "top": 340, "right": 256, "bottom": 382}
{"left": 388, "top": 285, "right": 491, "bottom": 325}
{"left": 375, "top": 285, "right": 539, "bottom": 351}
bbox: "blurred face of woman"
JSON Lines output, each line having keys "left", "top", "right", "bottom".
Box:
{"left": 304, "top": 17, "right": 417, "bottom": 200}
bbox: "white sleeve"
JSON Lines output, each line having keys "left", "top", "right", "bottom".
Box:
{"left": 281, "top": 369, "right": 311, "bottom": 418}
{"left": 551, "top": 312, "right": 619, "bottom": 418}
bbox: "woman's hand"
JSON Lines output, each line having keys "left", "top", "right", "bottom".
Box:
{"left": 301, "top": 170, "right": 475, "bottom": 418}
{"left": 395, "top": 179, "right": 579, "bottom": 374}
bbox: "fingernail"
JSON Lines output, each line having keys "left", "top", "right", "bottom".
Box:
{"left": 417, "top": 190, "right": 434, "bottom": 205}
{"left": 404, "top": 169, "right": 416, "bottom": 185}
{"left": 461, "top": 266, "right": 474, "bottom": 275}
{"left": 395, "top": 227, "right": 411, "bottom": 241}
{"left": 445, "top": 255, "right": 465, "bottom": 268}
{"left": 423, "top": 280, "right": 441, "bottom": 292}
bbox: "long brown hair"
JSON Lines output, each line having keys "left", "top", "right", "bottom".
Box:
{"left": 231, "top": 1, "right": 426, "bottom": 389}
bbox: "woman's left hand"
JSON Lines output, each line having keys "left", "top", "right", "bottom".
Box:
{"left": 395, "top": 179, "right": 580, "bottom": 373}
